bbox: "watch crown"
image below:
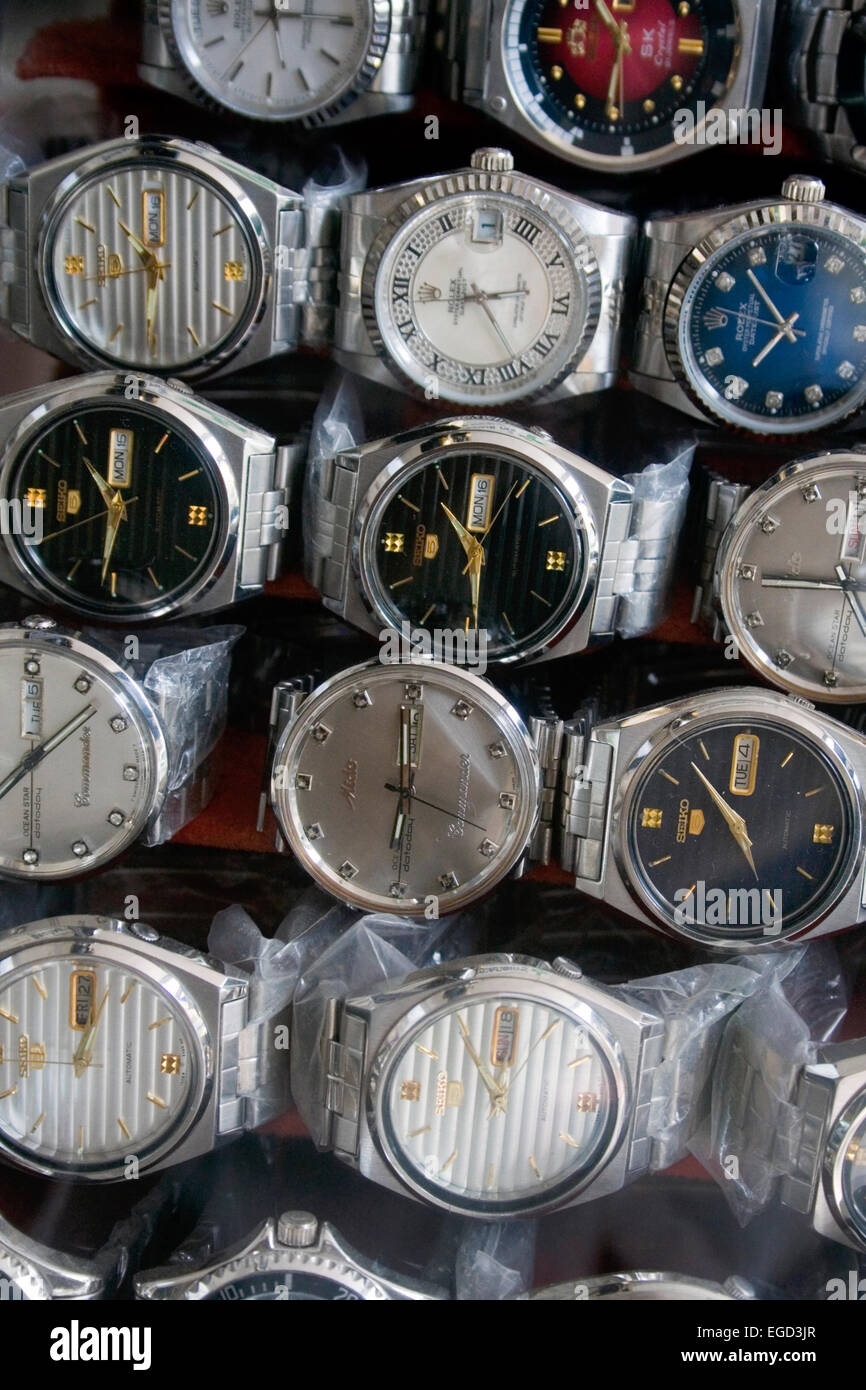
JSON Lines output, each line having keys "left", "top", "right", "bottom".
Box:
{"left": 277, "top": 1211, "right": 319, "bottom": 1248}
{"left": 722, "top": 1275, "right": 757, "bottom": 1300}
{"left": 551, "top": 957, "right": 583, "bottom": 982}
{"left": 470, "top": 148, "right": 515, "bottom": 173}
{"left": 781, "top": 174, "right": 825, "bottom": 204}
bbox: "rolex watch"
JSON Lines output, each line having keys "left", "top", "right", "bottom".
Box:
{"left": 135, "top": 1209, "right": 446, "bottom": 1299}
{"left": 693, "top": 451, "right": 866, "bottom": 703}
{"left": 526, "top": 1271, "right": 755, "bottom": 1300}
{"left": 0, "top": 134, "right": 340, "bottom": 380}
{"left": 565, "top": 686, "right": 866, "bottom": 950}
{"left": 306, "top": 415, "right": 684, "bottom": 665}
{"left": 440, "top": 0, "right": 777, "bottom": 174}
{"left": 631, "top": 174, "right": 866, "bottom": 434}
{"left": 140, "top": 0, "right": 429, "bottom": 127}
{"left": 0, "top": 914, "right": 292, "bottom": 1182}
{"left": 0, "top": 616, "right": 235, "bottom": 880}
{"left": 334, "top": 147, "right": 636, "bottom": 406}
{"left": 0, "top": 372, "right": 302, "bottom": 623}
{"left": 308, "top": 952, "right": 734, "bottom": 1219}
{"left": 781, "top": 0, "right": 866, "bottom": 174}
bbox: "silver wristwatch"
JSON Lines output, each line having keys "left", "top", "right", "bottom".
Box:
{"left": 0, "top": 371, "right": 302, "bottom": 623}
{"left": 630, "top": 174, "right": 866, "bottom": 435}
{"left": 0, "top": 914, "right": 292, "bottom": 1182}
{"left": 565, "top": 686, "right": 866, "bottom": 950}
{"left": 0, "top": 616, "right": 237, "bottom": 879}
{"left": 526, "top": 1272, "right": 756, "bottom": 1301}
{"left": 0, "top": 135, "right": 341, "bottom": 379}
{"left": 782, "top": 0, "right": 866, "bottom": 173}
{"left": 135, "top": 1210, "right": 446, "bottom": 1300}
{"left": 140, "top": 0, "right": 429, "bottom": 127}
{"left": 305, "top": 416, "right": 685, "bottom": 666}
{"left": 306, "top": 952, "right": 735, "bottom": 1219}
{"left": 334, "top": 147, "right": 636, "bottom": 407}
{"left": 692, "top": 451, "right": 866, "bottom": 703}
{"left": 0, "top": 1215, "right": 110, "bottom": 1300}
{"left": 439, "top": 0, "right": 776, "bottom": 174}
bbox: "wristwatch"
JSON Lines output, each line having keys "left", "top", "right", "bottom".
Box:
{"left": 566, "top": 685, "right": 866, "bottom": 950}
{"left": 718, "top": 1011, "right": 866, "bottom": 1251}
{"left": 781, "top": 0, "right": 866, "bottom": 174}
{"left": 305, "top": 415, "right": 685, "bottom": 665}
{"left": 0, "top": 134, "right": 340, "bottom": 380}
{"left": 140, "top": 0, "right": 429, "bottom": 127}
{"left": 0, "top": 372, "right": 302, "bottom": 623}
{"left": 334, "top": 147, "right": 636, "bottom": 406}
{"left": 135, "top": 1209, "right": 445, "bottom": 1299}
{"left": 526, "top": 1272, "right": 755, "bottom": 1300}
{"left": 692, "top": 451, "right": 866, "bottom": 703}
{"left": 306, "top": 951, "right": 736, "bottom": 1218}
{"left": 440, "top": 0, "right": 777, "bottom": 174}
{"left": 631, "top": 174, "right": 866, "bottom": 434}
{"left": 0, "top": 616, "right": 236, "bottom": 880}
{"left": 0, "top": 914, "right": 292, "bottom": 1182}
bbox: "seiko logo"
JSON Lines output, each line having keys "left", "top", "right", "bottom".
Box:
{"left": 434, "top": 1070, "right": 448, "bottom": 1116}
{"left": 341, "top": 758, "right": 359, "bottom": 809}
{"left": 676, "top": 799, "right": 689, "bottom": 844}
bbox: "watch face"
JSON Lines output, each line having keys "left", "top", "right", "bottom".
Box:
{"left": 204, "top": 1272, "right": 365, "bottom": 1301}
{"left": 721, "top": 459, "right": 866, "bottom": 702}
{"left": 361, "top": 446, "right": 586, "bottom": 660}
{"left": 0, "top": 636, "right": 164, "bottom": 879}
{"left": 271, "top": 662, "right": 540, "bottom": 914}
{"left": 674, "top": 222, "right": 866, "bottom": 433}
{"left": 503, "top": 0, "right": 738, "bottom": 165}
{"left": 6, "top": 402, "right": 222, "bottom": 618}
{"left": 171, "top": 0, "right": 376, "bottom": 121}
{"left": 43, "top": 157, "right": 260, "bottom": 371}
{"left": 378, "top": 990, "right": 618, "bottom": 1215}
{"left": 372, "top": 190, "right": 590, "bottom": 405}
{"left": 625, "top": 717, "right": 856, "bottom": 942}
{"left": 0, "top": 948, "right": 196, "bottom": 1176}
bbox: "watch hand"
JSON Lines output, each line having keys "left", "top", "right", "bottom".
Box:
{"left": 271, "top": 13, "right": 286, "bottom": 66}
{"left": 82, "top": 456, "right": 115, "bottom": 509}
{"left": 72, "top": 989, "right": 111, "bottom": 1078}
{"left": 390, "top": 705, "right": 417, "bottom": 849}
{"left": 690, "top": 762, "right": 759, "bottom": 880}
{"left": 456, "top": 1014, "right": 506, "bottom": 1112}
{"left": 383, "top": 783, "right": 488, "bottom": 834}
{"left": 469, "top": 280, "right": 516, "bottom": 361}
{"left": 761, "top": 575, "right": 849, "bottom": 590}
{"left": 223, "top": 16, "right": 270, "bottom": 73}
{"left": 117, "top": 220, "right": 154, "bottom": 268}
{"left": 605, "top": 37, "right": 626, "bottom": 119}
{"left": 461, "top": 480, "right": 521, "bottom": 575}
{"left": 440, "top": 504, "right": 485, "bottom": 625}
{"left": 593, "top": 0, "right": 622, "bottom": 41}
{"left": 751, "top": 311, "right": 800, "bottom": 368}
{"left": 0, "top": 704, "right": 97, "bottom": 803}
{"left": 836, "top": 564, "right": 866, "bottom": 638}
{"left": 746, "top": 270, "right": 798, "bottom": 340}
{"left": 101, "top": 492, "right": 128, "bottom": 584}
{"left": 81, "top": 262, "right": 171, "bottom": 283}
{"left": 35, "top": 499, "right": 138, "bottom": 547}
{"left": 713, "top": 308, "right": 805, "bottom": 336}
{"left": 440, "top": 503, "right": 477, "bottom": 562}
{"left": 489, "top": 1020, "right": 562, "bottom": 1115}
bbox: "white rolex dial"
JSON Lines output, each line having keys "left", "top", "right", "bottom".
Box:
{"left": 0, "top": 954, "right": 194, "bottom": 1174}
{"left": 380, "top": 995, "right": 615, "bottom": 1214}
{"left": 45, "top": 160, "right": 259, "bottom": 371}
{"left": 172, "top": 0, "right": 375, "bottom": 121}
{"left": 0, "top": 638, "right": 163, "bottom": 879}
{"left": 374, "top": 193, "right": 586, "bottom": 404}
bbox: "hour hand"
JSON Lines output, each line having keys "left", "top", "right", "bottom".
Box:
{"left": 440, "top": 503, "right": 477, "bottom": 561}
{"left": 82, "top": 456, "right": 114, "bottom": 509}
{"left": 690, "top": 762, "right": 758, "bottom": 879}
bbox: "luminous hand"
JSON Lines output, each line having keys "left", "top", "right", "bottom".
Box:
{"left": 746, "top": 270, "right": 799, "bottom": 341}
{"left": 72, "top": 990, "right": 110, "bottom": 1078}
{"left": 0, "top": 704, "right": 96, "bottom": 803}
{"left": 690, "top": 762, "right": 758, "bottom": 879}
{"left": 836, "top": 563, "right": 866, "bottom": 637}
{"left": 752, "top": 311, "right": 800, "bottom": 367}
{"left": 101, "top": 491, "right": 128, "bottom": 584}
{"left": 457, "top": 1014, "right": 506, "bottom": 1115}
{"left": 390, "top": 705, "right": 416, "bottom": 849}
{"left": 440, "top": 503, "right": 477, "bottom": 561}
{"left": 441, "top": 503, "right": 483, "bottom": 626}
{"left": 117, "top": 220, "right": 153, "bottom": 267}
{"left": 469, "top": 280, "right": 516, "bottom": 361}
{"left": 82, "top": 456, "right": 115, "bottom": 509}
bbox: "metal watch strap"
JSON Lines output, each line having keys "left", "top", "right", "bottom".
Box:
{"left": 257, "top": 678, "right": 313, "bottom": 842}
{"left": 304, "top": 450, "right": 361, "bottom": 601}
{"left": 594, "top": 496, "right": 683, "bottom": 639}
{"left": 691, "top": 476, "right": 752, "bottom": 635}
{"left": 439, "top": 0, "right": 489, "bottom": 103}
{"left": 714, "top": 1013, "right": 810, "bottom": 1196}
{"left": 377, "top": 0, "right": 431, "bottom": 97}
{"left": 218, "top": 992, "right": 293, "bottom": 1137}
{"left": 0, "top": 176, "right": 30, "bottom": 334}
{"left": 785, "top": 0, "right": 866, "bottom": 171}
{"left": 558, "top": 712, "right": 613, "bottom": 883}
{"left": 241, "top": 440, "right": 305, "bottom": 589}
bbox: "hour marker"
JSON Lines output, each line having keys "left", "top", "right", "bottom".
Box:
{"left": 705, "top": 346, "right": 724, "bottom": 367}
{"left": 440, "top": 1150, "right": 458, "bottom": 1174}
{"left": 146, "top": 1092, "right": 169, "bottom": 1109}
{"left": 77, "top": 1126, "right": 85, "bottom": 1151}
{"left": 398, "top": 495, "right": 420, "bottom": 512}
{"left": 537, "top": 515, "right": 560, "bottom": 527}
{"left": 838, "top": 360, "right": 856, "bottom": 381}
{"left": 780, "top": 751, "right": 794, "bottom": 768}
{"left": 266, "top": 71, "right": 273, "bottom": 97}
{"left": 186, "top": 189, "right": 200, "bottom": 210}
{"left": 161, "top": 1054, "right": 181, "bottom": 1074}
{"left": 0, "top": 1087, "right": 17, "bottom": 1100}
{"left": 73, "top": 420, "right": 88, "bottom": 445}
{"left": 853, "top": 287, "right": 866, "bottom": 304}
{"left": 38, "top": 450, "right": 60, "bottom": 468}
{"left": 147, "top": 566, "right": 163, "bottom": 592}
{"left": 796, "top": 866, "right": 815, "bottom": 880}
{"left": 420, "top": 604, "right": 436, "bottom": 625}
{"left": 804, "top": 787, "right": 822, "bottom": 798}
{"left": 529, "top": 1155, "right": 543, "bottom": 1181}
{"left": 643, "top": 98, "right": 655, "bottom": 113}
{"left": 681, "top": 884, "right": 696, "bottom": 902}
{"left": 660, "top": 771, "right": 679, "bottom": 785}
{"left": 855, "top": 326, "right": 866, "bottom": 342}
{"left": 641, "top": 808, "right": 663, "bottom": 827}
{"left": 338, "top": 861, "right": 359, "bottom": 880}
{"left": 188, "top": 504, "right": 209, "bottom": 527}
{"left": 439, "top": 871, "right": 459, "bottom": 891}
{"left": 671, "top": 74, "right": 683, "bottom": 91}
{"left": 765, "top": 390, "right": 784, "bottom": 411}
{"left": 698, "top": 740, "right": 710, "bottom": 762}
{"left": 79, "top": 297, "right": 98, "bottom": 310}
{"left": 71, "top": 841, "right": 90, "bottom": 858}
{"left": 0, "top": 1008, "right": 18, "bottom": 1024}
{"left": 716, "top": 272, "right": 736, "bottom": 293}
{"left": 538, "top": 26, "right": 563, "bottom": 41}
{"left": 825, "top": 255, "right": 845, "bottom": 275}
{"left": 804, "top": 384, "right": 824, "bottom": 405}
{"left": 390, "top": 576, "right": 413, "bottom": 589}
{"left": 745, "top": 610, "right": 764, "bottom": 628}
{"left": 530, "top": 590, "right": 551, "bottom": 606}
{"left": 118, "top": 1117, "right": 131, "bottom": 1139}
{"left": 120, "top": 982, "right": 136, "bottom": 1004}
{"left": 175, "top": 545, "right": 196, "bottom": 561}
{"left": 177, "top": 468, "right": 200, "bottom": 480}
{"left": 560, "top": 1132, "right": 581, "bottom": 1149}
{"left": 574, "top": 93, "right": 586, "bottom": 109}
{"left": 748, "top": 247, "right": 767, "bottom": 266}
{"left": 108, "top": 322, "right": 123, "bottom": 344}
{"left": 75, "top": 217, "right": 95, "bottom": 233}
{"left": 320, "top": 48, "right": 340, "bottom": 64}
{"left": 297, "top": 67, "right": 311, "bottom": 90}
{"left": 546, "top": 550, "right": 567, "bottom": 571}
{"left": 107, "top": 186, "right": 121, "bottom": 208}
{"left": 401, "top": 1081, "right": 421, "bottom": 1101}
{"left": 154, "top": 432, "right": 170, "bottom": 454}
{"left": 148, "top": 1017, "right": 172, "bottom": 1031}
{"left": 212, "top": 301, "right": 232, "bottom": 316}
{"left": 488, "top": 1164, "right": 496, "bottom": 1188}
{"left": 30, "top": 1113, "right": 45, "bottom": 1133}
{"left": 383, "top": 532, "right": 404, "bottom": 553}
{"left": 435, "top": 467, "right": 449, "bottom": 490}
{"left": 32, "top": 977, "right": 47, "bottom": 1000}
{"left": 502, "top": 612, "right": 514, "bottom": 635}
{"left": 551, "top": 64, "right": 563, "bottom": 80}
{"left": 678, "top": 37, "right": 704, "bottom": 53}
{"left": 540, "top": 1021, "right": 560, "bottom": 1042}
{"left": 408, "top": 1126, "right": 431, "bottom": 1138}
{"left": 203, "top": 36, "right": 224, "bottom": 49}
{"left": 515, "top": 479, "right": 531, "bottom": 499}
{"left": 110, "top": 571, "right": 117, "bottom": 598}
{"left": 568, "top": 1056, "right": 590, "bottom": 1068}
{"left": 416, "top": 1045, "right": 438, "bottom": 1059}
{"left": 187, "top": 325, "right": 201, "bottom": 347}
{"left": 813, "top": 824, "right": 835, "bottom": 843}
{"left": 212, "top": 225, "right": 232, "bottom": 238}
{"left": 650, "top": 855, "right": 672, "bottom": 866}
{"left": 227, "top": 59, "right": 244, "bottom": 82}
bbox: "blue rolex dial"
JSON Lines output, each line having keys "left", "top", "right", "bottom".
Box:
{"left": 678, "top": 225, "right": 866, "bottom": 432}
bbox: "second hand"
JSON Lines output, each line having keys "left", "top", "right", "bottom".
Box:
{"left": 383, "top": 783, "right": 488, "bottom": 834}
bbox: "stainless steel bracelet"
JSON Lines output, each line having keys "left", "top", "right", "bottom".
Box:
{"left": 257, "top": 678, "right": 313, "bottom": 843}
{"left": 594, "top": 496, "right": 684, "bottom": 640}
{"left": 241, "top": 440, "right": 304, "bottom": 589}
{"left": 438, "top": 0, "right": 489, "bottom": 103}
{"left": 691, "top": 477, "right": 752, "bottom": 636}
{"left": 784, "top": 0, "right": 866, "bottom": 171}
{"left": 218, "top": 992, "right": 294, "bottom": 1137}
{"left": 714, "top": 1014, "right": 808, "bottom": 1191}
{"left": 0, "top": 178, "right": 31, "bottom": 335}
{"left": 304, "top": 451, "right": 362, "bottom": 601}
{"left": 527, "top": 716, "right": 564, "bottom": 866}
{"left": 558, "top": 715, "right": 614, "bottom": 882}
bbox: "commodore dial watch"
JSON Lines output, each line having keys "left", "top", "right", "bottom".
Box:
{"left": 442, "top": 0, "right": 776, "bottom": 174}
{"left": 631, "top": 175, "right": 866, "bottom": 434}
{"left": 335, "top": 148, "right": 636, "bottom": 406}
{"left": 0, "top": 135, "right": 339, "bottom": 379}
{"left": 140, "top": 0, "right": 429, "bottom": 127}
{"left": 693, "top": 452, "right": 866, "bottom": 702}
{"left": 0, "top": 914, "right": 292, "bottom": 1182}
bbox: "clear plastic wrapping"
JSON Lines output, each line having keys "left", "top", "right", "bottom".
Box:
{"left": 617, "top": 446, "right": 694, "bottom": 639}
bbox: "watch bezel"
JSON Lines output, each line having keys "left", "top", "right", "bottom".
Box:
{"left": 663, "top": 199, "right": 866, "bottom": 435}
{"left": 37, "top": 139, "right": 271, "bottom": 376}
{"left": 717, "top": 451, "right": 866, "bottom": 703}
{"left": 268, "top": 658, "right": 542, "bottom": 916}
{"left": 823, "top": 1085, "right": 866, "bottom": 1249}
{"left": 612, "top": 690, "right": 865, "bottom": 948}
{"left": 159, "top": 0, "right": 391, "bottom": 125}
{"left": 527, "top": 1271, "right": 743, "bottom": 1300}
{"left": 367, "top": 967, "right": 630, "bottom": 1218}
{"left": 352, "top": 418, "right": 599, "bottom": 663}
{"left": 0, "top": 374, "right": 241, "bottom": 624}
{"left": 360, "top": 167, "right": 602, "bottom": 406}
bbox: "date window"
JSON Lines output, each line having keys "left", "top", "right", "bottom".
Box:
{"left": 490, "top": 1006, "right": 520, "bottom": 1067}
{"left": 69, "top": 970, "right": 97, "bottom": 1030}
{"left": 774, "top": 235, "right": 817, "bottom": 287}
{"left": 20, "top": 678, "right": 43, "bottom": 739}
{"left": 729, "top": 733, "right": 759, "bottom": 796}
{"left": 471, "top": 208, "right": 504, "bottom": 245}
{"left": 108, "top": 428, "right": 134, "bottom": 488}
{"left": 142, "top": 189, "right": 166, "bottom": 248}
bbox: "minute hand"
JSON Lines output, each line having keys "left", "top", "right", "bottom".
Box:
{"left": 0, "top": 704, "right": 97, "bottom": 803}
{"left": 690, "top": 761, "right": 758, "bottom": 880}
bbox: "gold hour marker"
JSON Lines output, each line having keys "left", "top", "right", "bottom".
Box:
{"left": 177, "top": 469, "right": 200, "bottom": 481}
{"left": 488, "top": 1164, "right": 496, "bottom": 1188}
{"left": 107, "top": 186, "right": 121, "bottom": 208}
{"left": 108, "top": 322, "right": 123, "bottom": 344}
{"left": 560, "top": 1132, "right": 581, "bottom": 1149}
{"left": 38, "top": 450, "right": 60, "bottom": 468}
{"left": 538, "top": 26, "right": 563, "bottom": 41}
{"left": 440, "top": 1150, "right": 458, "bottom": 1173}
{"left": 641, "top": 808, "right": 663, "bottom": 828}
{"left": 650, "top": 855, "right": 672, "bottom": 866}
{"left": 212, "top": 224, "right": 232, "bottom": 237}
{"left": 575, "top": 93, "right": 586, "bottom": 109}
{"left": 671, "top": 74, "right": 683, "bottom": 91}
{"left": 529, "top": 1155, "right": 542, "bottom": 1181}
{"left": 530, "top": 590, "right": 551, "bottom": 606}
{"left": 30, "top": 1112, "right": 45, "bottom": 1133}
{"left": 420, "top": 605, "right": 436, "bottom": 625}
{"left": 110, "top": 571, "right": 117, "bottom": 598}
{"left": 537, "top": 515, "right": 560, "bottom": 527}
{"left": 187, "top": 325, "right": 201, "bottom": 347}
{"left": 551, "top": 64, "right": 563, "bottom": 80}
{"left": 118, "top": 1117, "right": 131, "bottom": 1139}
{"left": 796, "top": 866, "right": 815, "bottom": 880}
{"left": 32, "top": 977, "right": 47, "bottom": 1000}
{"left": 77, "top": 1126, "right": 85, "bottom": 1151}
{"left": 120, "top": 982, "right": 136, "bottom": 1004}
{"left": 383, "top": 532, "right": 404, "bottom": 553}
{"left": 390, "top": 576, "right": 413, "bottom": 589}
{"left": 699, "top": 740, "right": 710, "bottom": 761}
{"left": 804, "top": 787, "right": 822, "bottom": 798}
{"left": 79, "top": 297, "right": 98, "bottom": 310}
{"left": 212, "top": 301, "right": 232, "bottom": 316}
{"left": 435, "top": 467, "right": 449, "bottom": 490}
{"left": 73, "top": 420, "right": 88, "bottom": 445}
{"left": 175, "top": 545, "right": 196, "bottom": 561}
{"left": 502, "top": 612, "right": 514, "bottom": 635}
{"left": 781, "top": 751, "right": 794, "bottom": 768}
{"left": 643, "top": 98, "right": 655, "bottom": 113}
{"left": 154, "top": 432, "right": 170, "bottom": 454}
{"left": 546, "top": 550, "right": 567, "bottom": 571}
{"left": 678, "top": 37, "right": 704, "bottom": 54}
{"left": 187, "top": 189, "right": 199, "bottom": 211}
{"left": 0, "top": 1008, "right": 18, "bottom": 1024}
{"left": 681, "top": 884, "right": 696, "bottom": 902}
{"left": 67, "top": 559, "right": 82, "bottom": 582}
{"left": 401, "top": 1081, "right": 422, "bottom": 1101}
{"left": 148, "top": 1017, "right": 172, "bottom": 1031}
{"left": 398, "top": 495, "right": 420, "bottom": 512}
{"left": 408, "top": 1125, "right": 431, "bottom": 1138}
{"left": 515, "top": 478, "right": 531, "bottom": 499}
{"left": 540, "top": 1021, "right": 561, "bottom": 1043}
{"left": 416, "top": 1044, "right": 438, "bottom": 1059}
{"left": 75, "top": 217, "right": 96, "bottom": 233}
{"left": 147, "top": 568, "right": 162, "bottom": 590}
{"left": 568, "top": 1056, "right": 591, "bottom": 1068}
{"left": 0, "top": 1087, "right": 17, "bottom": 1100}
{"left": 146, "top": 1092, "right": 169, "bottom": 1109}
{"left": 813, "top": 824, "right": 835, "bottom": 843}
{"left": 660, "top": 770, "right": 679, "bottom": 785}
{"left": 161, "top": 1054, "right": 181, "bottom": 1075}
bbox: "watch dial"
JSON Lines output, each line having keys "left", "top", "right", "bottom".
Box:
{"left": 374, "top": 193, "right": 587, "bottom": 404}
{"left": 722, "top": 461, "right": 866, "bottom": 702}
{"left": 365, "top": 449, "right": 584, "bottom": 659}
{"left": 8, "top": 403, "right": 221, "bottom": 618}
{"left": 677, "top": 224, "right": 866, "bottom": 432}
{"left": 838, "top": 1101, "right": 866, "bottom": 1244}
{"left": 380, "top": 993, "right": 616, "bottom": 1215}
{"left": 0, "top": 952, "right": 195, "bottom": 1175}
{"left": 45, "top": 160, "right": 259, "bottom": 371}
{"left": 505, "top": 0, "right": 738, "bottom": 164}
{"left": 272, "top": 664, "right": 539, "bottom": 914}
{"left": 627, "top": 718, "right": 853, "bottom": 941}
{"left": 205, "top": 1273, "right": 364, "bottom": 1301}
{"left": 173, "top": 0, "right": 375, "bottom": 121}
{"left": 0, "top": 639, "right": 161, "bottom": 879}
